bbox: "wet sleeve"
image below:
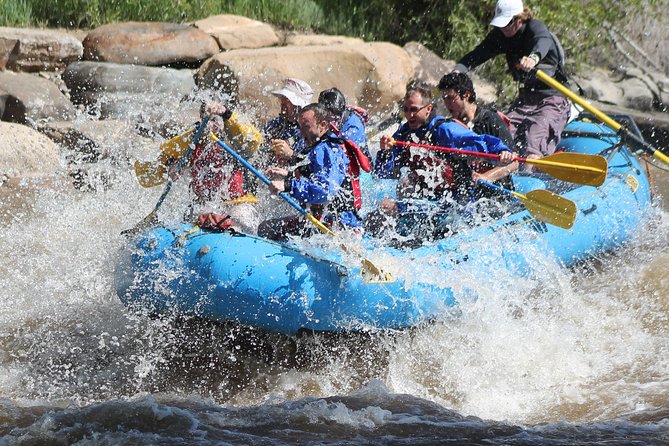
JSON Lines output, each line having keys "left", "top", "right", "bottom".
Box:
{"left": 373, "top": 129, "right": 408, "bottom": 179}
{"left": 527, "top": 20, "right": 554, "bottom": 61}
{"left": 224, "top": 112, "right": 262, "bottom": 157}
{"left": 290, "top": 144, "right": 345, "bottom": 205}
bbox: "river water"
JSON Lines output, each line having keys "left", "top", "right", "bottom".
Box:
{"left": 1, "top": 119, "right": 669, "bottom": 445}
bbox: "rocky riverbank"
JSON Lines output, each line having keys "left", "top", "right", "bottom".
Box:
{"left": 1, "top": 14, "right": 669, "bottom": 219}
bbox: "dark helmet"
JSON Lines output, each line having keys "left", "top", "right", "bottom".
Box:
{"left": 318, "top": 88, "right": 347, "bottom": 118}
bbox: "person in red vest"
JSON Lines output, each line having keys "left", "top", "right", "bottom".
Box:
{"left": 169, "top": 96, "right": 262, "bottom": 233}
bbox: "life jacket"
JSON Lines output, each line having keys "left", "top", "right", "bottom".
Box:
{"left": 328, "top": 123, "right": 371, "bottom": 211}
{"left": 496, "top": 110, "right": 513, "bottom": 132}
{"left": 398, "top": 118, "right": 473, "bottom": 201}
{"left": 190, "top": 141, "right": 245, "bottom": 202}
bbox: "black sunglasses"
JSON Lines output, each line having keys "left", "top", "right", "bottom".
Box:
{"left": 402, "top": 103, "right": 430, "bottom": 114}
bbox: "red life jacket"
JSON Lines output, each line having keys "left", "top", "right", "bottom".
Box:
{"left": 328, "top": 123, "right": 371, "bottom": 211}
{"left": 190, "top": 142, "right": 244, "bottom": 202}
{"left": 496, "top": 110, "right": 514, "bottom": 132}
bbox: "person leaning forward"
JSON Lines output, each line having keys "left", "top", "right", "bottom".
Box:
{"left": 452, "top": 0, "right": 571, "bottom": 160}
{"left": 257, "top": 103, "right": 360, "bottom": 242}
{"left": 368, "top": 82, "right": 513, "bottom": 242}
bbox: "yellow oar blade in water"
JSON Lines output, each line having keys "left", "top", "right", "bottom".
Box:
{"left": 134, "top": 160, "right": 167, "bottom": 188}
{"left": 526, "top": 152, "right": 608, "bottom": 187}
{"left": 515, "top": 189, "right": 577, "bottom": 230}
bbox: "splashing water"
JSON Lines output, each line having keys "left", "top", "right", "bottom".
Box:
{"left": 1, "top": 103, "right": 669, "bottom": 443}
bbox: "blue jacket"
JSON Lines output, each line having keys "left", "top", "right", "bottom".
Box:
{"left": 288, "top": 132, "right": 360, "bottom": 227}
{"left": 263, "top": 116, "right": 302, "bottom": 145}
{"left": 289, "top": 136, "right": 348, "bottom": 205}
{"left": 374, "top": 116, "right": 510, "bottom": 179}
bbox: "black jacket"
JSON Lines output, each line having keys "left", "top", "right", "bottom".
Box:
{"left": 455, "top": 19, "right": 567, "bottom": 92}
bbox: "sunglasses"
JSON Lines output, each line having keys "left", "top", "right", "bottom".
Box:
{"left": 402, "top": 103, "right": 430, "bottom": 114}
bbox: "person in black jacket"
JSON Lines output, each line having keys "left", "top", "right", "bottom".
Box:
{"left": 438, "top": 72, "right": 517, "bottom": 196}
{"left": 452, "top": 0, "right": 571, "bottom": 161}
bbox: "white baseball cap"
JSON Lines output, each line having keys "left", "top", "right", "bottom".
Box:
{"left": 271, "top": 78, "right": 314, "bottom": 107}
{"left": 490, "top": 0, "right": 524, "bottom": 27}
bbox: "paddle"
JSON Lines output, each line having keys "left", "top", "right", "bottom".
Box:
{"left": 478, "top": 180, "right": 576, "bottom": 229}
{"left": 535, "top": 69, "right": 669, "bottom": 167}
{"left": 209, "top": 133, "right": 392, "bottom": 282}
{"left": 134, "top": 129, "right": 195, "bottom": 188}
{"left": 391, "top": 140, "right": 608, "bottom": 187}
{"left": 121, "top": 117, "right": 210, "bottom": 237}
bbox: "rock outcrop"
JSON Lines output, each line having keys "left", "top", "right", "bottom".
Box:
{"left": 0, "top": 27, "right": 83, "bottom": 72}
{"left": 82, "top": 22, "right": 220, "bottom": 66}
{"left": 0, "top": 71, "right": 76, "bottom": 123}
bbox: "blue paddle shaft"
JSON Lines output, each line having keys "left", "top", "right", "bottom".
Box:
{"left": 212, "top": 137, "right": 308, "bottom": 217}
{"left": 478, "top": 179, "right": 513, "bottom": 197}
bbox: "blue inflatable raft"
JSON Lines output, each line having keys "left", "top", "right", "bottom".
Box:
{"left": 115, "top": 117, "right": 653, "bottom": 335}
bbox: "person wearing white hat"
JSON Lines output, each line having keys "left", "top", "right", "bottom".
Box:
{"left": 263, "top": 78, "right": 314, "bottom": 165}
{"left": 452, "top": 0, "right": 571, "bottom": 161}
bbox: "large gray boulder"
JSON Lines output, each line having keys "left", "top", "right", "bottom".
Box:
{"left": 0, "top": 121, "right": 70, "bottom": 223}
{"left": 63, "top": 61, "right": 196, "bottom": 121}
{"left": 0, "top": 121, "right": 62, "bottom": 181}
{"left": 0, "top": 27, "right": 83, "bottom": 72}
{"left": 283, "top": 32, "right": 364, "bottom": 47}
{"left": 0, "top": 71, "right": 76, "bottom": 123}
{"left": 82, "top": 22, "right": 220, "bottom": 66}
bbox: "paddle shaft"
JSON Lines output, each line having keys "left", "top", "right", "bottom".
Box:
{"left": 536, "top": 69, "right": 669, "bottom": 166}
{"left": 391, "top": 139, "right": 607, "bottom": 186}
{"left": 209, "top": 134, "right": 330, "bottom": 233}
{"left": 477, "top": 179, "right": 519, "bottom": 199}
{"left": 210, "top": 135, "right": 308, "bottom": 216}
{"left": 393, "top": 139, "right": 513, "bottom": 162}
{"left": 393, "top": 140, "right": 598, "bottom": 172}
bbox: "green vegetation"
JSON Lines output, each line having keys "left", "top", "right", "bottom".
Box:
{"left": 0, "top": 0, "right": 646, "bottom": 95}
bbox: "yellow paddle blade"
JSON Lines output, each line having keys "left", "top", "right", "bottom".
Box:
{"left": 513, "top": 189, "right": 577, "bottom": 230}
{"left": 305, "top": 214, "right": 393, "bottom": 282}
{"left": 525, "top": 152, "right": 608, "bottom": 187}
{"left": 160, "top": 129, "right": 194, "bottom": 161}
{"left": 134, "top": 160, "right": 167, "bottom": 188}
{"left": 221, "top": 193, "right": 258, "bottom": 205}
{"left": 134, "top": 129, "right": 195, "bottom": 188}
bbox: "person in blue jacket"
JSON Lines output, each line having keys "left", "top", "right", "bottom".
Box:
{"left": 258, "top": 103, "right": 360, "bottom": 241}
{"left": 318, "top": 87, "right": 371, "bottom": 161}
{"left": 263, "top": 78, "right": 314, "bottom": 167}
{"left": 369, "top": 82, "right": 513, "bottom": 242}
